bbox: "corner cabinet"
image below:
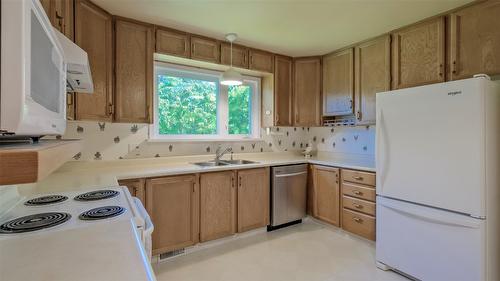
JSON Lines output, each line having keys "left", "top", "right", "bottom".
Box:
{"left": 449, "top": 0, "right": 500, "bottom": 80}
{"left": 322, "top": 48, "right": 354, "bottom": 117}
{"left": 114, "top": 17, "right": 154, "bottom": 123}
{"left": 312, "top": 165, "right": 340, "bottom": 226}
{"left": 74, "top": 0, "right": 114, "bottom": 121}
{"left": 293, "top": 57, "right": 321, "bottom": 126}
{"left": 391, "top": 16, "right": 445, "bottom": 89}
{"left": 354, "top": 35, "right": 390, "bottom": 124}
{"left": 274, "top": 55, "right": 293, "bottom": 126}
{"left": 199, "top": 171, "right": 237, "bottom": 242}
{"left": 237, "top": 168, "right": 270, "bottom": 233}
{"left": 146, "top": 175, "right": 200, "bottom": 255}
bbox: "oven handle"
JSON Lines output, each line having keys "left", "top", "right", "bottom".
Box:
{"left": 133, "top": 197, "right": 154, "bottom": 235}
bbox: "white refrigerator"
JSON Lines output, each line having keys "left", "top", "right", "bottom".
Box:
{"left": 375, "top": 76, "right": 500, "bottom": 281}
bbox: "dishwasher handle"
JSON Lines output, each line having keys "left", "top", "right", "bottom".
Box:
{"left": 274, "top": 171, "right": 307, "bottom": 178}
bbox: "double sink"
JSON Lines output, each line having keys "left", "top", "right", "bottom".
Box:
{"left": 193, "top": 159, "right": 258, "bottom": 167}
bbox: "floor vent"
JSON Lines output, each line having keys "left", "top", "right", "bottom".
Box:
{"left": 159, "top": 249, "right": 185, "bottom": 260}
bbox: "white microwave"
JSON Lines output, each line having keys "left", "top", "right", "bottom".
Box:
{"left": 1, "top": 0, "right": 67, "bottom": 138}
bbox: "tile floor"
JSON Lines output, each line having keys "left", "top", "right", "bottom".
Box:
{"left": 153, "top": 220, "right": 408, "bottom": 281}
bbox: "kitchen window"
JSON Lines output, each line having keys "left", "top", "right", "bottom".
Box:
{"left": 151, "top": 63, "right": 261, "bottom": 140}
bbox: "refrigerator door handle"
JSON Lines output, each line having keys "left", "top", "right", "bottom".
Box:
{"left": 379, "top": 198, "right": 481, "bottom": 229}
{"left": 376, "top": 109, "right": 389, "bottom": 192}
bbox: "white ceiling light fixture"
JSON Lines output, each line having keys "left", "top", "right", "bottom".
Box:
{"left": 220, "top": 33, "right": 243, "bottom": 86}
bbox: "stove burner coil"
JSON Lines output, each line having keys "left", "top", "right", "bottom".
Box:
{"left": 79, "top": 206, "right": 126, "bottom": 221}
{"left": 25, "top": 195, "right": 68, "bottom": 206}
{"left": 74, "top": 190, "right": 119, "bottom": 201}
{"left": 0, "top": 212, "right": 71, "bottom": 234}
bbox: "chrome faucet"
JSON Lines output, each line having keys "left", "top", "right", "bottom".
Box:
{"left": 215, "top": 145, "right": 232, "bottom": 164}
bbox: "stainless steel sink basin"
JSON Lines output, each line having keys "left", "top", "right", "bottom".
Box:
{"left": 222, "top": 159, "right": 258, "bottom": 165}
{"left": 192, "top": 161, "right": 230, "bottom": 167}
{"left": 192, "top": 159, "right": 258, "bottom": 167}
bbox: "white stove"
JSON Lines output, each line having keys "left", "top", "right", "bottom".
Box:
{"left": 0, "top": 186, "right": 153, "bottom": 259}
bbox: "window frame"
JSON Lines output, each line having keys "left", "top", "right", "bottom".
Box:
{"left": 150, "top": 62, "right": 261, "bottom": 141}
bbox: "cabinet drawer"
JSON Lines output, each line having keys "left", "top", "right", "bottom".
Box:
{"left": 342, "top": 182, "right": 375, "bottom": 202}
{"left": 342, "top": 209, "right": 375, "bottom": 240}
{"left": 342, "top": 195, "right": 375, "bottom": 216}
{"left": 341, "top": 169, "right": 375, "bottom": 186}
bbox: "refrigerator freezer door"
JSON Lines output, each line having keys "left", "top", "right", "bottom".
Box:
{"left": 376, "top": 77, "right": 486, "bottom": 216}
{"left": 376, "top": 197, "right": 485, "bottom": 281}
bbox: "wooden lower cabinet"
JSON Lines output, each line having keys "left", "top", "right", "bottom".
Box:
{"left": 118, "top": 178, "right": 146, "bottom": 204}
{"left": 237, "top": 168, "right": 270, "bottom": 233}
{"left": 146, "top": 175, "right": 199, "bottom": 255}
{"left": 199, "top": 171, "right": 237, "bottom": 242}
{"left": 311, "top": 165, "right": 340, "bottom": 226}
{"left": 340, "top": 169, "right": 376, "bottom": 241}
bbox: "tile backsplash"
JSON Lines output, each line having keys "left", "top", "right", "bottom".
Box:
{"left": 49, "top": 121, "right": 374, "bottom": 161}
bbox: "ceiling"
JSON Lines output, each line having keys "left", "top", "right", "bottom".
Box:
{"left": 93, "top": 0, "right": 473, "bottom": 57}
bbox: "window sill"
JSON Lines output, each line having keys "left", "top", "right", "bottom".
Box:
{"left": 147, "top": 138, "right": 264, "bottom": 143}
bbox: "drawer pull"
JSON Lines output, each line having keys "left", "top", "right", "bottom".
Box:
{"left": 353, "top": 217, "right": 363, "bottom": 223}
{"left": 353, "top": 176, "right": 363, "bottom": 180}
{"left": 353, "top": 190, "right": 362, "bottom": 195}
{"left": 353, "top": 203, "right": 363, "bottom": 209}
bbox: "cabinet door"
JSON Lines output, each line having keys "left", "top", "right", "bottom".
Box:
{"left": 249, "top": 49, "right": 274, "bottom": 73}
{"left": 40, "top": 0, "right": 74, "bottom": 40}
{"left": 74, "top": 0, "right": 113, "bottom": 121}
{"left": 190, "top": 36, "right": 220, "bottom": 63}
{"left": 355, "top": 36, "right": 390, "bottom": 125}
{"left": 274, "top": 55, "right": 293, "bottom": 126}
{"left": 450, "top": 1, "right": 500, "bottom": 80}
{"left": 294, "top": 57, "right": 321, "bottom": 126}
{"left": 313, "top": 165, "right": 340, "bottom": 226}
{"left": 114, "top": 18, "right": 154, "bottom": 123}
{"left": 392, "top": 17, "right": 445, "bottom": 89}
{"left": 155, "top": 27, "right": 190, "bottom": 58}
{"left": 200, "top": 171, "right": 236, "bottom": 242}
{"left": 146, "top": 175, "right": 199, "bottom": 255}
{"left": 118, "top": 178, "right": 146, "bottom": 204}
{"left": 221, "top": 43, "right": 248, "bottom": 69}
{"left": 322, "top": 48, "right": 354, "bottom": 116}
{"left": 237, "top": 168, "right": 270, "bottom": 233}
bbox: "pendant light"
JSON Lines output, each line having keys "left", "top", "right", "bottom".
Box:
{"left": 221, "top": 33, "right": 243, "bottom": 86}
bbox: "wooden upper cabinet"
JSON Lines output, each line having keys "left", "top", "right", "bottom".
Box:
{"left": 221, "top": 43, "right": 249, "bottom": 69}
{"left": 312, "top": 165, "right": 340, "bottom": 226}
{"left": 40, "top": 0, "right": 74, "bottom": 40}
{"left": 449, "top": 0, "right": 500, "bottom": 80}
{"left": 199, "top": 171, "right": 237, "bottom": 242}
{"left": 190, "top": 36, "right": 220, "bottom": 63}
{"left": 293, "top": 57, "right": 321, "bottom": 126}
{"left": 274, "top": 55, "right": 293, "bottom": 126}
{"left": 392, "top": 16, "right": 445, "bottom": 89}
{"left": 355, "top": 35, "right": 391, "bottom": 125}
{"left": 114, "top": 18, "right": 154, "bottom": 123}
{"left": 118, "top": 178, "right": 146, "bottom": 205}
{"left": 249, "top": 49, "right": 274, "bottom": 73}
{"left": 74, "top": 0, "right": 113, "bottom": 121}
{"left": 146, "top": 175, "right": 199, "bottom": 255}
{"left": 237, "top": 168, "right": 270, "bottom": 233}
{"left": 155, "top": 27, "right": 190, "bottom": 58}
{"left": 322, "top": 48, "right": 354, "bottom": 116}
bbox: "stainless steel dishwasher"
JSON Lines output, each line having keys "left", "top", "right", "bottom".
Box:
{"left": 269, "top": 164, "right": 308, "bottom": 229}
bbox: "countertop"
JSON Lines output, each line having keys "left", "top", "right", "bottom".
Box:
{"left": 19, "top": 151, "right": 375, "bottom": 195}
{"left": 4, "top": 151, "right": 373, "bottom": 281}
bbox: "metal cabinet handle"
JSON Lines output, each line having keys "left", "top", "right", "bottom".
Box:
{"left": 353, "top": 190, "right": 362, "bottom": 195}
{"left": 356, "top": 111, "right": 362, "bottom": 121}
{"left": 353, "top": 217, "right": 363, "bottom": 223}
{"left": 238, "top": 176, "right": 242, "bottom": 188}
{"left": 452, "top": 61, "right": 457, "bottom": 74}
{"left": 353, "top": 176, "right": 363, "bottom": 180}
{"left": 132, "top": 187, "right": 137, "bottom": 195}
{"left": 353, "top": 203, "right": 363, "bottom": 209}
{"left": 439, "top": 64, "right": 443, "bottom": 77}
